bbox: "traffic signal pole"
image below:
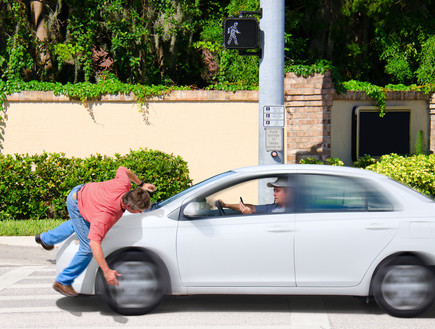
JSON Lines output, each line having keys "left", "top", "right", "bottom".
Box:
{"left": 258, "top": 0, "right": 285, "bottom": 203}
{"left": 222, "top": 1, "right": 285, "bottom": 203}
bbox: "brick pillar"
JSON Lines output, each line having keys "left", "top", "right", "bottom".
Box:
{"left": 429, "top": 93, "right": 435, "bottom": 154}
{"left": 284, "top": 72, "right": 335, "bottom": 164}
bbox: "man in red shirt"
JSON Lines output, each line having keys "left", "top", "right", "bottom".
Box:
{"left": 35, "top": 166, "right": 156, "bottom": 297}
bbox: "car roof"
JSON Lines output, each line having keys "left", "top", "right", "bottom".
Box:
{"left": 232, "top": 164, "right": 385, "bottom": 179}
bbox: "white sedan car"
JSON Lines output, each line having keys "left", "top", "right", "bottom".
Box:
{"left": 56, "top": 164, "right": 435, "bottom": 317}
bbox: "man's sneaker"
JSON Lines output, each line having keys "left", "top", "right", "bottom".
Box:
{"left": 35, "top": 234, "right": 54, "bottom": 250}
{"left": 53, "top": 281, "right": 78, "bottom": 297}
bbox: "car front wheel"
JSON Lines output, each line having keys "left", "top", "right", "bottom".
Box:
{"left": 372, "top": 256, "right": 435, "bottom": 318}
{"left": 96, "top": 249, "right": 169, "bottom": 315}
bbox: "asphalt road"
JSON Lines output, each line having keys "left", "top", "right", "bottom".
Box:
{"left": 2, "top": 237, "right": 435, "bottom": 328}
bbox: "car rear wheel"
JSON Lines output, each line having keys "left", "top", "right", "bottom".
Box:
{"left": 372, "top": 256, "right": 435, "bottom": 318}
{"left": 96, "top": 249, "right": 169, "bottom": 315}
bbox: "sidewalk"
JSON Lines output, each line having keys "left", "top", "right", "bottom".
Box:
{"left": 0, "top": 236, "right": 57, "bottom": 266}
{"left": 0, "top": 236, "right": 37, "bottom": 247}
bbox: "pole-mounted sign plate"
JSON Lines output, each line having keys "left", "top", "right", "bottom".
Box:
{"left": 263, "top": 105, "right": 285, "bottom": 127}
{"left": 265, "top": 128, "right": 283, "bottom": 151}
{"left": 223, "top": 17, "right": 260, "bottom": 50}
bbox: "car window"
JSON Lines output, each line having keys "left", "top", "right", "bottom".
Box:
{"left": 157, "top": 171, "right": 234, "bottom": 208}
{"left": 366, "top": 190, "right": 394, "bottom": 211}
{"left": 183, "top": 175, "right": 295, "bottom": 219}
{"left": 302, "top": 174, "right": 393, "bottom": 212}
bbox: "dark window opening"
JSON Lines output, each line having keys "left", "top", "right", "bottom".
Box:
{"left": 352, "top": 107, "right": 410, "bottom": 161}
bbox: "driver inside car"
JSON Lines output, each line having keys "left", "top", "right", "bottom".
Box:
{"left": 218, "top": 177, "right": 292, "bottom": 214}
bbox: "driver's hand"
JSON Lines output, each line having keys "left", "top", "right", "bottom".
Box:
{"left": 218, "top": 200, "right": 226, "bottom": 208}
{"left": 239, "top": 202, "right": 252, "bottom": 214}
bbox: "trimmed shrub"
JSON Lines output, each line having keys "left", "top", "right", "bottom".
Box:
{"left": 0, "top": 148, "right": 192, "bottom": 220}
{"left": 366, "top": 154, "right": 435, "bottom": 196}
{"left": 354, "top": 154, "right": 377, "bottom": 168}
{"left": 299, "top": 157, "right": 344, "bottom": 166}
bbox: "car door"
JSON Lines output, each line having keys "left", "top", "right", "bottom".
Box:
{"left": 176, "top": 176, "right": 296, "bottom": 287}
{"left": 294, "top": 174, "right": 399, "bottom": 287}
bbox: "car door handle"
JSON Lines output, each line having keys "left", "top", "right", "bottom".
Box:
{"left": 268, "top": 225, "right": 292, "bottom": 233}
{"left": 365, "top": 223, "right": 393, "bottom": 230}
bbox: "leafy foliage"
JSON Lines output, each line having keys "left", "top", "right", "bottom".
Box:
{"left": 415, "top": 130, "right": 427, "bottom": 155}
{"left": 195, "top": 0, "right": 260, "bottom": 89}
{"left": 299, "top": 157, "right": 344, "bottom": 166}
{"left": 0, "top": 73, "right": 189, "bottom": 112}
{"left": 0, "top": 0, "right": 433, "bottom": 89}
{"left": 0, "top": 149, "right": 192, "bottom": 220}
{"left": 416, "top": 35, "right": 435, "bottom": 85}
{"left": 341, "top": 80, "right": 434, "bottom": 117}
{"left": 343, "top": 80, "right": 387, "bottom": 116}
{"left": 285, "top": 0, "right": 434, "bottom": 86}
{"left": 353, "top": 154, "right": 377, "bottom": 168}
{"left": 285, "top": 60, "right": 334, "bottom": 77}
{"left": 0, "top": 0, "right": 209, "bottom": 85}
{"left": 367, "top": 154, "right": 435, "bottom": 197}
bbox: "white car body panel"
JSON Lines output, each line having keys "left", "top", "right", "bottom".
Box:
{"left": 177, "top": 213, "right": 295, "bottom": 287}
{"left": 295, "top": 211, "right": 399, "bottom": 287}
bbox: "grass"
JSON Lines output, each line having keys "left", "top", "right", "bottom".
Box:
{"left": 0, "top": 219, "right": 67, "bottom": 236}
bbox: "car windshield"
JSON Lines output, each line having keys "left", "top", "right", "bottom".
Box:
{"left": 154, "top": 171, "right": 235, "bottom": 208}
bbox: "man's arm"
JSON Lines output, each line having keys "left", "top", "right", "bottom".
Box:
{"left": 218, "top": 200, "right": 256, "bottom": 214}
{"left": 120, "top": 166, "right": 156, "bottom": 192}
{"left": 89, "top": 240, "right": 121, "bottom": 286}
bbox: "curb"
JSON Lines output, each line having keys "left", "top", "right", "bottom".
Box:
{"left": 0, "top": 236, "right": 38, "bottom": 247}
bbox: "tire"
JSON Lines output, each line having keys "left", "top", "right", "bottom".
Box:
{"left": 96, "top": 249, "right": 169, "bottom": 315}
{"left": 372, "top": 256, "right": 435, "bottom": 318}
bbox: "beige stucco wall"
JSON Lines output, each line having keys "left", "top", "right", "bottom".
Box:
{"left": 331, "top": 99, "right": 429, "bottom": 166}
{"left": 2, "top": 100, "right": 258, "bottom": 183}
{"left": 2, "top": 85, "right": 432, "bottom": 185}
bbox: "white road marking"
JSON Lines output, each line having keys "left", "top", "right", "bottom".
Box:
{"left": 23, "top": 275, "right": 54, "bottom": 279}
{"left": 0, "top": 266, "right": 61, "bottom": 314}
{"left": 0, "top": 307, "right": 61, "bottom": 314}
{"left": 0, "top": 295, "right": 59, "bottom": 301}
{"left": 0, "top": 266, "right": 47, "bottom": 291}
{"left": 0, "top": 266, "right": 331, "bottom": 329}
{"left": 10, "top": 283, "right": 52, "bottom": 289}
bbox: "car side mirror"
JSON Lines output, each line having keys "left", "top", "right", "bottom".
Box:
{"left": 183, "top": 202, "right": 202, "bottom": 218}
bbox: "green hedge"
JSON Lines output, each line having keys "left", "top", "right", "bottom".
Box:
{"left": 0, "top": 149, "right": 192, "bottom": 220}
{"left": 366, "top": 154, "right": 435, "bottom": 197}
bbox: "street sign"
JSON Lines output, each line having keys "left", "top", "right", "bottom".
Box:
{"left": 263, "top": 105, "right": 285, "bottom": 127}
{"left": 223, "top": 17, "right": 259, "bottom": 49}
{"left": 265, "top": 128, "right": 283, "bottom": 151}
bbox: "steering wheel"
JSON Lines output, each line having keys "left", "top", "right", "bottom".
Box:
{"left": 215, "top": 200, "right": 226, "bottom": 216}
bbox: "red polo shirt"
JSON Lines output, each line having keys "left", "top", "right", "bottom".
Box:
{"left": 77, "top": 167, "right": 131, "bottom": 244}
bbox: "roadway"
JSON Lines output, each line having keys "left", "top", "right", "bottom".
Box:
{"left": 1, "top": 237, "right": 435, "bottom": 328}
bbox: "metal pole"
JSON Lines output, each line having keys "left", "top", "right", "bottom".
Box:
{"left": 258, "top": 0, "right": 285, "bottom": 203}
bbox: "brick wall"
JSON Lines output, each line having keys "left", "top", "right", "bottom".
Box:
{"left": 284, "top": 71, "right": 336, "bottom": 164}
{"left": 284, "top": 73, "right": 434, "bottom": 164}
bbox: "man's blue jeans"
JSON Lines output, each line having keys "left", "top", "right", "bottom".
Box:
{"left": 40, "top": 185, "right": 93, "bottom": 285}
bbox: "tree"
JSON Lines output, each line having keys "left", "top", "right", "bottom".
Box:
{"left": 285, "top": 0, "right": 434, "bottom": 85}
{"left": 0, "top": 0, "right": 433, "bottom": 87}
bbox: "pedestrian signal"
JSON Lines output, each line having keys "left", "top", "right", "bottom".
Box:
{"left": 223, "top": 17, "right": 259, "bottom": 50}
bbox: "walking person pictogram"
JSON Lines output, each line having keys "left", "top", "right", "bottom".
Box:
{"left": 227, "top": 22, "right": 240, "bottom": 46}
